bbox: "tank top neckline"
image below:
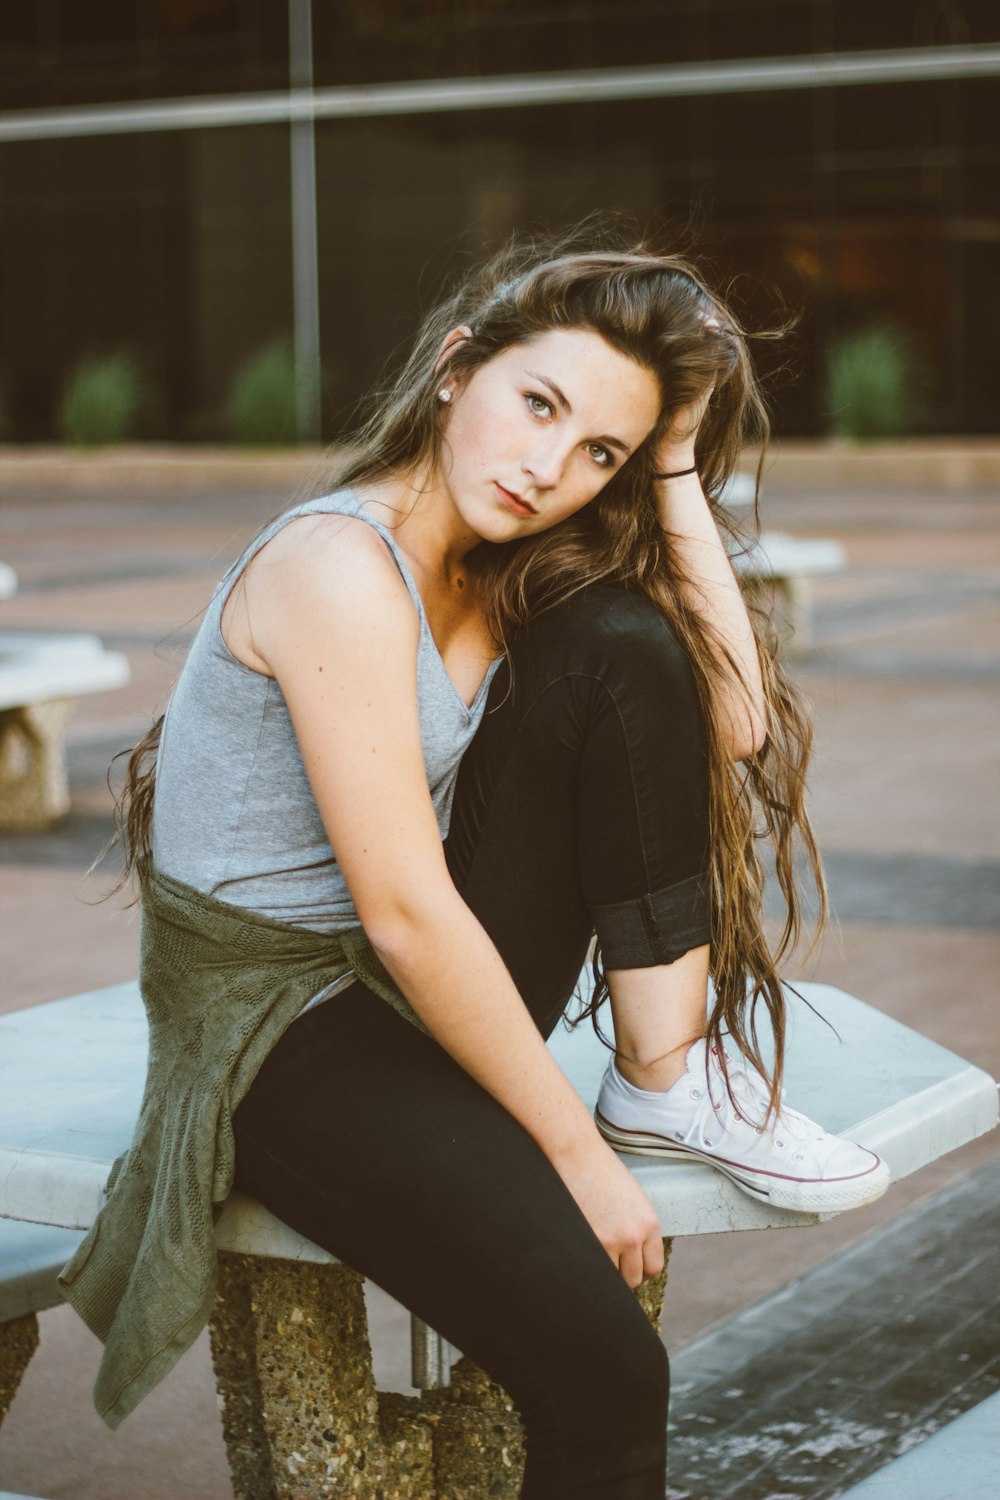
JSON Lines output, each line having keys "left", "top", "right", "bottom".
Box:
{"left": 334, "top": 489, "right": 503, "bottom": 719}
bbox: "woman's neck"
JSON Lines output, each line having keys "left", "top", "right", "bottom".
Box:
{"left": 355, "top": 465, "right": 480, "bottom": 592}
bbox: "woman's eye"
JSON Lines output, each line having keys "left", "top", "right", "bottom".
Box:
{"left": 587, "top": 443, "right": 613, "bottom": 467}
{"left": 526, "top": 392, "right": 554, "bottom": 418}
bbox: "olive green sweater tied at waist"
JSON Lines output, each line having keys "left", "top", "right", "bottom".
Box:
{"left": 58, "top": 862, "right": 424, "bottom": 1429}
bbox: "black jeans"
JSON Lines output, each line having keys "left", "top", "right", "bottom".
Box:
{"left": 234, "top": 586, "right": 712, "bottom": 1499}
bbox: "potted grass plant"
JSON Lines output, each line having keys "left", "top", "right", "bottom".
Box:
{"left": 58, "top": 353, "right": 145, "bottom": 446}
{"left": 825, "top": 321, "right": 926, "bottom": 440}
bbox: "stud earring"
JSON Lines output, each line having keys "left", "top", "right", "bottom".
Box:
{"left": 437, "top": 387, "right": 453, "bottom": 404}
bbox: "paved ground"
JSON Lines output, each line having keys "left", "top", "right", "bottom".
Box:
{"left": 0, "top": 463, "right": 998, "bottom": 1499}
{"left": 667, "top": 1158, "right": 1000, "bottom": 1498}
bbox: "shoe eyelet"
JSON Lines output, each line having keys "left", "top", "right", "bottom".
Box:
{"left": 674, "top": 1131, "right": 684, "bottom": 1141}
{"left": 690, "top": 1088, "right": 702, "bottom": 1100}
{"left": 704, "top": 1138, "right": 714, "bottom": 1147}
{"left": 793, "top": 1152, "right": 805, "bottom": 1163}
{"left": 775, "top": 1139, "right": 786, "bottom": 1149}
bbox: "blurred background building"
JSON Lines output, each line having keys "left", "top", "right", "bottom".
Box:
{"left": 1, "top": 0, "right": 998, "bottom": 443}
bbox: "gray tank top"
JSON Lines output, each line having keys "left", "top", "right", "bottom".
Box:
{"left": 152, "top": 488, "right": 502, "bottom": 934}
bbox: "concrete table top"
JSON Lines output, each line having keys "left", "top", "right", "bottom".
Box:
{"left": 0, "top": 980, "right": 996, "bottom": 1258}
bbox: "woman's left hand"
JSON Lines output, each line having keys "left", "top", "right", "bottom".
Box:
{"left": 653, "top": 384, "right": 713, "bottom": 477}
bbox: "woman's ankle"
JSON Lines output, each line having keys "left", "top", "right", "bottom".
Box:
{"left": 614, "top": 1042, "right": 695, "bottom": 1094}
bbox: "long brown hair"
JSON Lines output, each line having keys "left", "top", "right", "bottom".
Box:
{"left": 115, "top": 222, "right": 824, "bottom": 1110}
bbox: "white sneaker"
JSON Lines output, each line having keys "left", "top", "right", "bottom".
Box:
{"left": 595, "top": 1038, "right": 890, "bottom": 1215}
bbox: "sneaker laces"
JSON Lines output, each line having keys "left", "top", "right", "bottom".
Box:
{"left": 709, "top": 1048, "right": 830, "bottom": 1155}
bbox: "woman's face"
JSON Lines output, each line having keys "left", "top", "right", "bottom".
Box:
{"left": 436, "top": 327, "right": 662, "bottom": 543}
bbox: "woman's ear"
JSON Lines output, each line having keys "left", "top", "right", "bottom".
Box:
{"left": 434, "top": 324, "right": 474, "bottom": 378}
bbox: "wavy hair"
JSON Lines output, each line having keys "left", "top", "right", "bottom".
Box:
{"left": 114, "top": 223, "right": 824, "bottom": 1112}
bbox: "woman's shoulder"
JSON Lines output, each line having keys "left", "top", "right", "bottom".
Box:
{"left": 238, "top": 499, "right": 418, "bottom": 670}
{"left": 251, "top": 496, "right": 405, "bottom": 583}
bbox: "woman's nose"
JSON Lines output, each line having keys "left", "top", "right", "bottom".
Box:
{"left": 521, "top": 440, "right": 566, "bottom": 490}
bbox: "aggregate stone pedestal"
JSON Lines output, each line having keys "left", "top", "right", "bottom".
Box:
{"left": 210, "top": 1243, "right": 672, "bottom": 1499}
{"left": 0, "top": 700, "right": 74, "bottom": 829}
{"left": 211, "top": 1253, "right": 435, "bottom": 1500}
{"left": 741, "top": 575, "right": 808, "bottom": 654}
{"left": 0, "top": 1313, "right": 40, "bottom": 1425}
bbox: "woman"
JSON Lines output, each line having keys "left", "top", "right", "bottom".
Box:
{"left": 61, "top": 232, "right": 888, "bottom": 1495}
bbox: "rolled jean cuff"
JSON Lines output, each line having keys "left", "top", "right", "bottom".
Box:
{"left": 591, "top": 873, "right": 712, "bottom": 970}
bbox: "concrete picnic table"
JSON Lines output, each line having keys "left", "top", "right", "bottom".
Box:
{"left": 0, "top": 978, "right": 996, "bottom": 1498}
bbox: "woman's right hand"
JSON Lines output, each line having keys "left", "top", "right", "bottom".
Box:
{"left": 554, "top": 1138, "right": 664, "bottom": 1288}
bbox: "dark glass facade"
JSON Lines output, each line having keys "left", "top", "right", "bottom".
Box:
{"left": 0, "top": 2, "right": 289, "bottom": 110}
{"left": 1, "top": 2, "right": 998, "bottom": 439}
{"left": 0, "top": 126, "right": 293, "bottom": 438}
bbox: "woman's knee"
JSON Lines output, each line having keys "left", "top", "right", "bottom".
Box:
{"left": 516, "top": 585, "right": 699, "bottom": 706}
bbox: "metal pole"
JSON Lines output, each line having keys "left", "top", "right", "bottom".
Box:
{"left": 410, "top": 1314, "right": 453, "bottom": 1390}
{"left": 289, "top": 0, "right": 321, "bottom": 442}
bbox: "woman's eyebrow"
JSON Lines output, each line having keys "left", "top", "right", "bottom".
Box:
{"left": 525, "top": 370, "right": 633, "bottom": 456}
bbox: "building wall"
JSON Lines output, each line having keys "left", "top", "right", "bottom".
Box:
{"left": 0, "top": 2, "right": 998, "bottom": 439}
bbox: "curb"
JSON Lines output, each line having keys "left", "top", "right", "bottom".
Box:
{"left": 0, "top": 441, "right": 998, "bottom": 495}
{"left": 754, "top": 439, "right": 1000, "bottom": 492}
{"left": 0, "top": 445, "right": 331, "bottom": 495}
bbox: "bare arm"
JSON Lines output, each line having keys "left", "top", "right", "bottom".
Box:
{"left": 241, "top": 517, "right": 663, "bottom": 1286}
{"left": 654, "top": 398, "right": 767, "bottom": 760}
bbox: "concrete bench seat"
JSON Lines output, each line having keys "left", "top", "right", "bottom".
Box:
{"left": 837, "top": 1389, "right": 1000, "bottom": 1499}
{"left": 0, "top": 631, "right": 130, "bottom": 829}
{"left": 0, "top": 1220, "right": 83, "bottom": 1326}
{"left": 0, "top": 632, "right": 130, "bottom": 712}
{"left": 0, "top": 979, "right": 996, "bottom": 1498}
{"left": 731, "top": 531, "right": 847, "bottom": 650}
{"left": 716, "top": 473, "right": 848, "bottom": 649}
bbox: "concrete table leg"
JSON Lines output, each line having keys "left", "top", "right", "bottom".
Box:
{"left": 211, "top": 1241, "right": 672, "bottom": 1500}
{"left": 421, "top": 1355, "right": 525, "bottom": 1499}
{"left": 0, "top": 1312, "right": 40, "bottom": 1425}
{"left": 741, "top": 575, "right": 815, "bottom": 656}
{"left": 0, "top": 700, "right": 75, "bottom": 830}
{"left": 210, "top": 1253, "right": 277, "bottom": 1500}
{"left": 781, "top": 575, "right": 814, "bottom": 654}
{"left": 210, "top": 1253, "right": 434, "bottom": 1500}
{"left": 635, "top": 1238, "right": 671, "bottom": 1331}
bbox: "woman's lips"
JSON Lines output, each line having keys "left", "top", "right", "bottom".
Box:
{"left": 495, "top": 483, "right": 537, "bottom": 518}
